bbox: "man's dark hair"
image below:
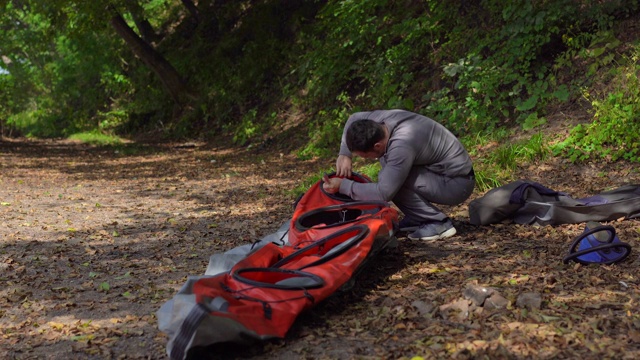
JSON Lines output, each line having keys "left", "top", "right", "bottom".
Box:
{"left": 346, "top": 119, "right": 385, "bottom": 152}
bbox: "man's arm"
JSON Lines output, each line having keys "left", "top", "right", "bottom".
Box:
{"left": 322, "top": 174, "right": 343, "bottom": 194}
{"left": 339, "top": 144, "right": 416, "bottom": 201}
{"left": 335, "top": 155, "right": 352, "bottom": 178}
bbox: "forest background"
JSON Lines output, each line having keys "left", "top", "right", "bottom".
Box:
{"left": 2, "top": 1, "right": 640, "bottom": 359}
{"left": 2, "top": 0, "right": 640, "bottom": 185}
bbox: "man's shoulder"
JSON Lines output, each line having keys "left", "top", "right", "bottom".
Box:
{"left": 352, "top": 109, "right": 409, "bottom": 119}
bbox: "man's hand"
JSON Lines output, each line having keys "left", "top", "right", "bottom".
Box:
{"left": 322, "top": 174, "right": 343, "bottom": 194}
{"left": 335, "top": 155, "right": 352, "bottom": 178}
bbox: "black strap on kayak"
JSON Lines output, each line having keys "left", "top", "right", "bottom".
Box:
{"left": 273, "top": 225, "right": 369, "bottom": 269}
{"left": 294, "top": 201, "right": 387, "bottom": 232}
{"left": 169, "top": 302, "right": 209, "bottom": 360}
{"left": 232, "top": 267, "right": 325, "bottom": 290}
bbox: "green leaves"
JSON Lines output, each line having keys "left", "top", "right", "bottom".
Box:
{"left": 98, "top": 282, "right": 110, "bottom": 292}
{"left": 1, "top": 0, "right": 132, "bottom": 138}
{"left": 521, "top": 113, "right": 547, "bottom": 131}
{"left": 553, "top": 59, "right": 640, "bottom": 163}
{"left": 552, "top": 85, "right": 570, "bottom": 102}
{"left": 517, "top": 96, "right": 539, "bottom": 112}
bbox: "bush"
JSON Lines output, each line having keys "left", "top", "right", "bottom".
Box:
{"left": 553, "top": 58, "right": 640, "bottom": 162}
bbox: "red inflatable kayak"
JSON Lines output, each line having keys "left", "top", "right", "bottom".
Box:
{"left": 157, "top": 173, "right": 399, "bottom": 359}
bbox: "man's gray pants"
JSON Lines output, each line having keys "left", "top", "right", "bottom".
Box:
{"left": 392, "top": 167, "right": 475, "bottom": 223}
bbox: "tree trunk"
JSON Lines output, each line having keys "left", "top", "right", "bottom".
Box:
{"left": 181, "top": 0, "right": 200, "bottom": 25}
{"left": 125, "top": 2, "right": 161, "bottom": 43}
{"left": 109, "top": 10, "right": 188, "bottom": 104}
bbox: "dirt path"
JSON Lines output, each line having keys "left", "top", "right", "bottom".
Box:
{"left": 0, "top": 139, "right": 323, "bottom": 359}
{"left": 1, "top": 138, "right": 639, "bottom": 359}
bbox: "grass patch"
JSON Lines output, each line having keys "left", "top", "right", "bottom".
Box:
{"left": 488, "top": 132, "right": 550, "bottom": 170}
{"left": 68, "top": 131, "right": 123, "bottom": 146}
{"left": 67, "top": 132, "right": 155, "bottom": 156}
{"left": 290, "top": 170, "right": 326, "bottom": 199}
{"left": 463, "top": 130, "right": 551, "bottom": 192}
{"left": 552, "top": 46, "right": 640, "bottom": 163}
{"left": 355, "top": 162, "right": 381, "bottom": 182}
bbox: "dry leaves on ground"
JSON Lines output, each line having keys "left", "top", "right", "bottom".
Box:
{"left": 1, "top": 139, "right": 639, "bottom": 360}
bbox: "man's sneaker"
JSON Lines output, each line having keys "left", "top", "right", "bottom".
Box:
{"left": 408, "top": 218, "right": 457, "bottom": 241}
{"left": 398, "top": 216, "right": 422, "bottom": 232}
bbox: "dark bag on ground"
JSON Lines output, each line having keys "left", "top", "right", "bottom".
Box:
{"left": 469, "top": 180, "right": 640, "bottom": 226}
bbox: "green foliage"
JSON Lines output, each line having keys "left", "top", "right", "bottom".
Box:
{"left": 6, "top": 109, "right": 58, "bottom": 138}
{"left": 2, "top": 0, "right": 640, "bottom": 174}
{"left": 462, "top": 131, "right": 551, "bottom": 192}
{"left": 521, "top": 133, "right": 552, "bottom": 162}
{"left": 157, "top": 0, "right": 316, "bottom": 142}
{"left": 229, "top": 109, "right": 259, "bottom": 145}
{"left": 294, "top": 0, "right": 440, "bottom": 124}
{"left": 556, "top": 30, "right": 623, "bottom": 80}
{"left": 488, "top": 134, "right": 550, "bottom": 171}
{"left": 290, "top": 171, "right": 326, "bottom": 200}
{"left": 553, "top": 54, "right": 640, "bottom": 162}
{"left": 472, "top": 169, "right": 503, "bottom": 194}
{"left": 433, "top": 1, "right": 582, "bottom": 131}
{"left": 67, "top": 131, "right": 123, "bottom": 146}
{"left": 1, "top": 0, "right": 134, "bottom": 137}
{"left": 355, "top": 162, "right": 381, "bottom": 182}
{"left": 97, "top": 108, "right": 130, "bottom": 132}
{"left": 292, "top": 0, "right": 633, "bottom": 141}
{"left": 297, "top": 93, "right": 353, "bottom": 159}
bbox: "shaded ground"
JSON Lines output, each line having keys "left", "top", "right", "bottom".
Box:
{"left": 1, "top": 136, "right": 639, "bottom": 360}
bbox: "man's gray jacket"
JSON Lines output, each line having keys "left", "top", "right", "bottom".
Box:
{"left": 338, "top": 109, "right": 473, "bottom": 201}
